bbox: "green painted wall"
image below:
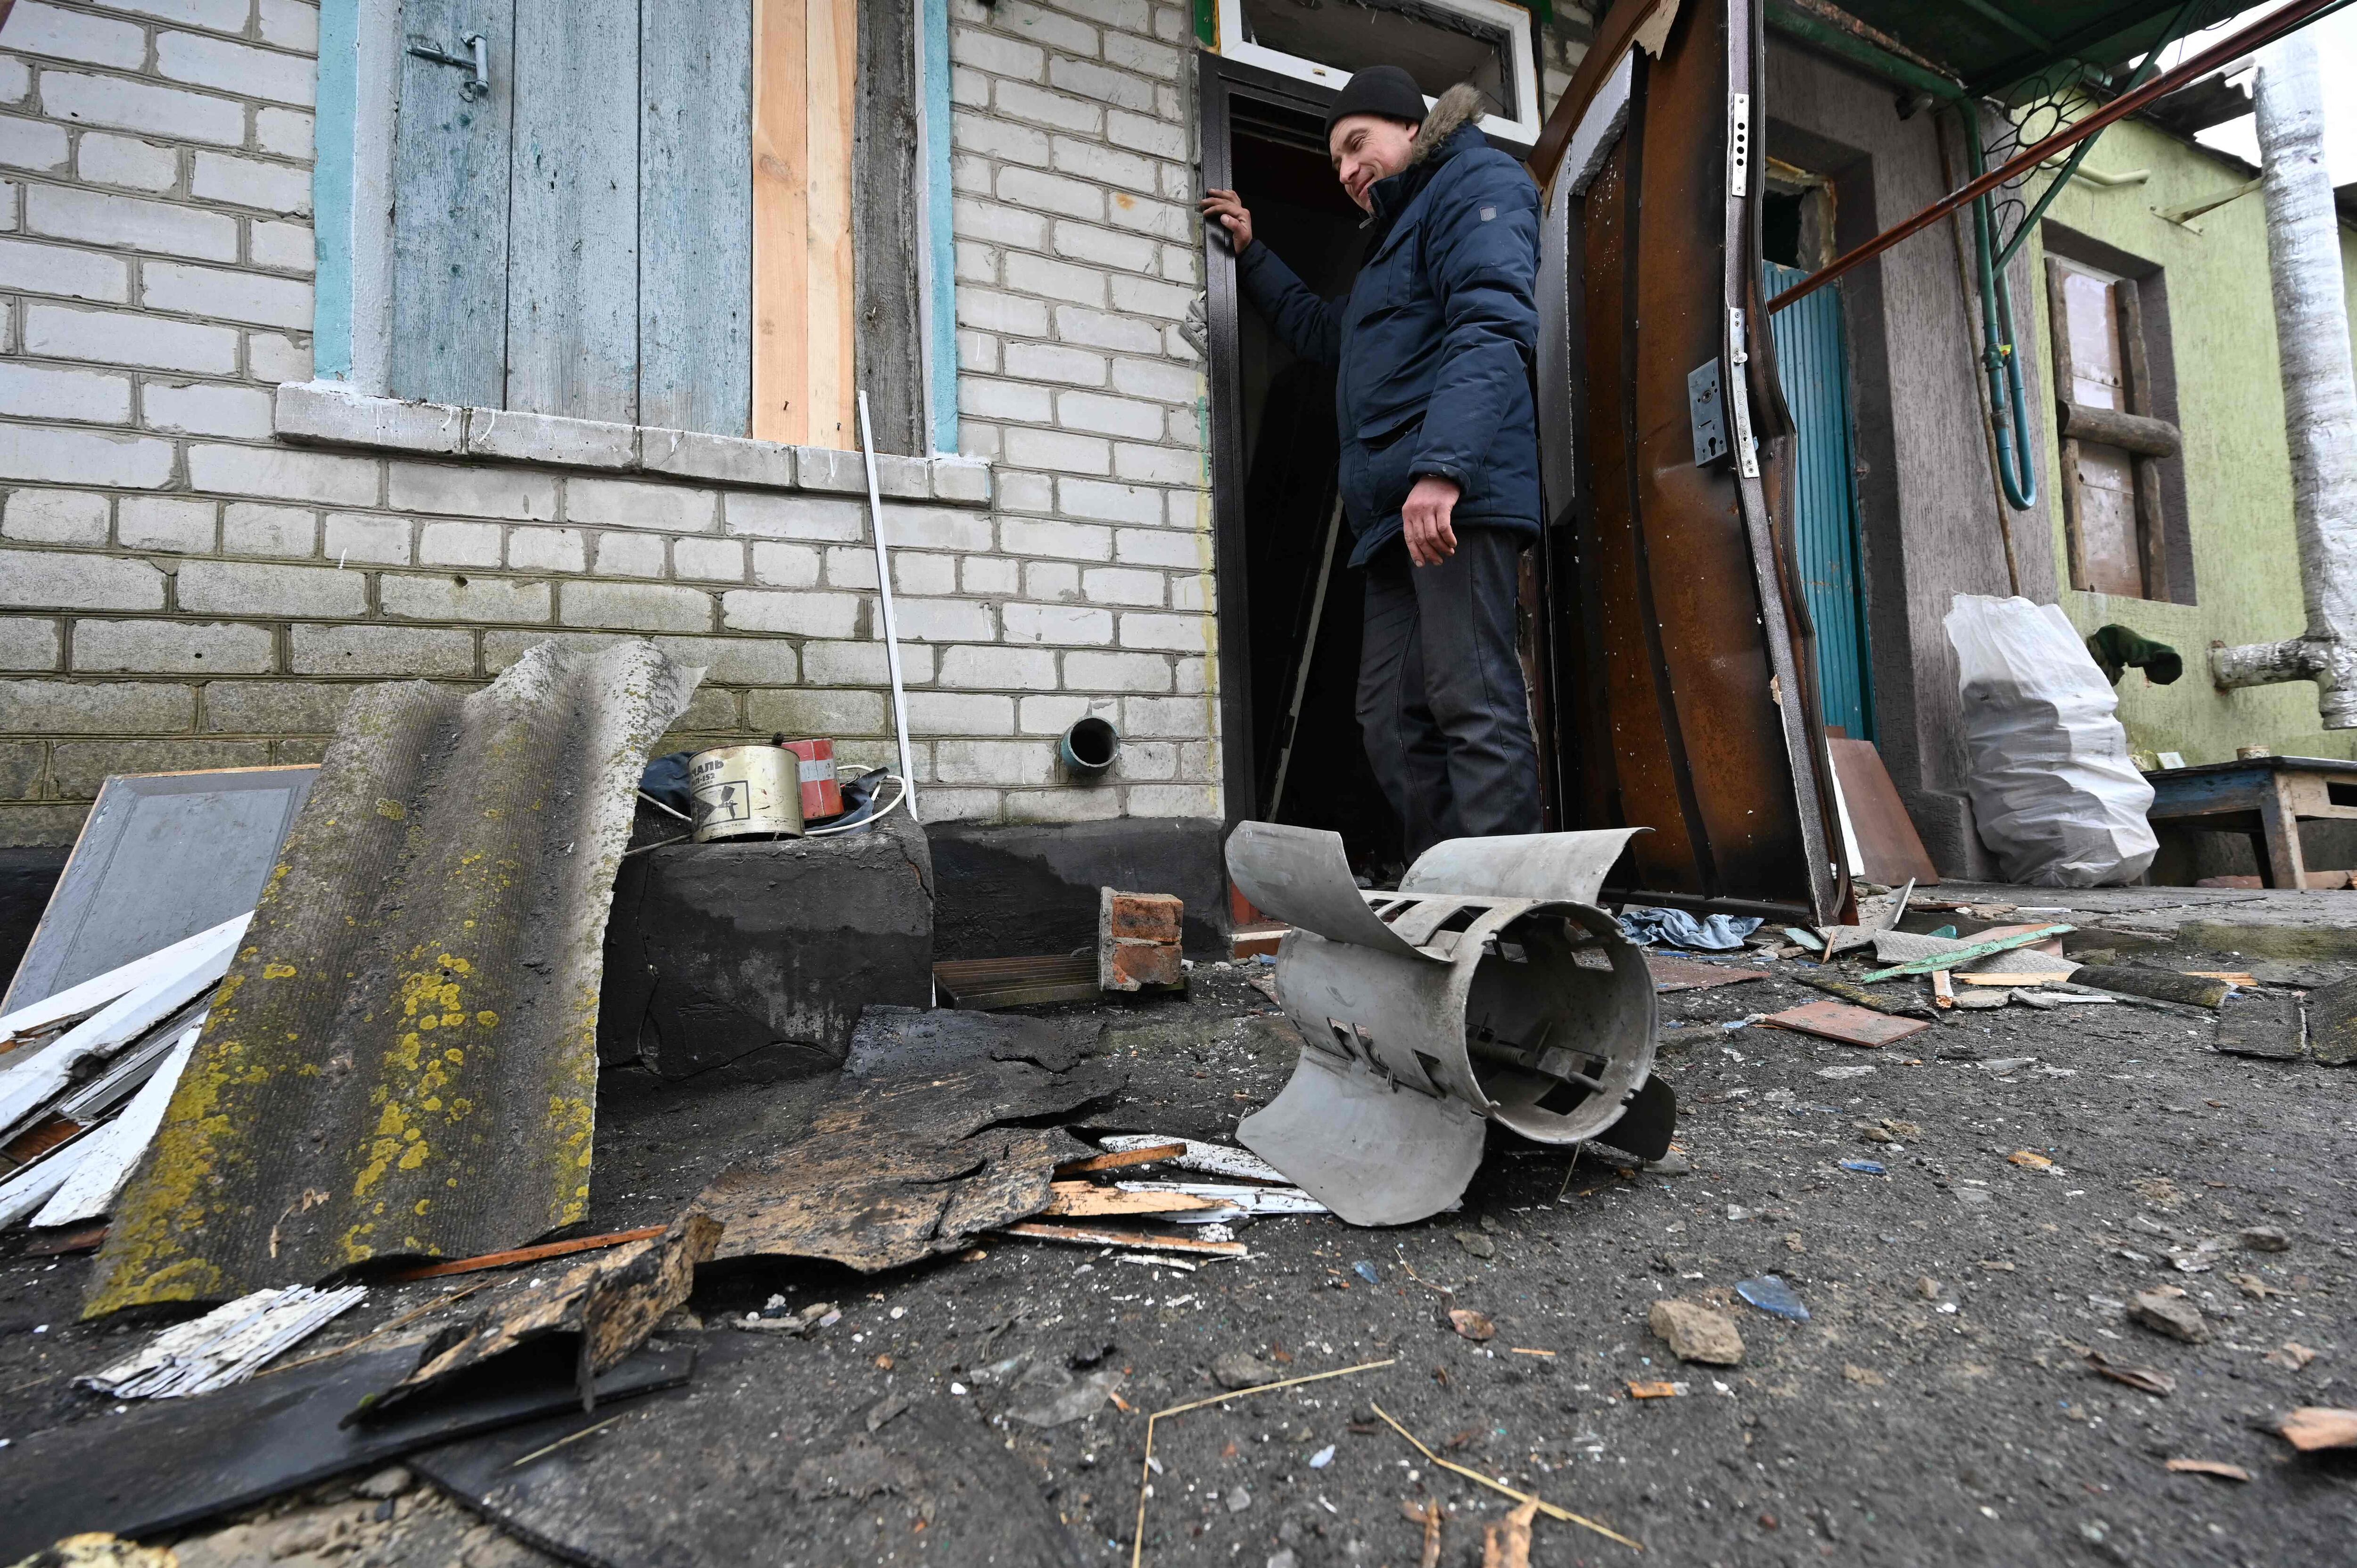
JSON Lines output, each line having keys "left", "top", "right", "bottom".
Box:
{"left": 2025, "top": 117, "right": 2357, "bottom": 767}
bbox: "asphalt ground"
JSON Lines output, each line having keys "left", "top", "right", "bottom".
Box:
{"left": 1, "top": 947, "right": 2351, "bottom": 1567}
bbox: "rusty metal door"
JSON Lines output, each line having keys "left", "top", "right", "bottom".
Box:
{"left": 1532, "top": 0, "right": 1845, "bottom": 923}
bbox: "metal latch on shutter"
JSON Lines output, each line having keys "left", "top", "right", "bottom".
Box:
{"left": 1728, "top": 307, "right": 1760, "bottom": 479}
{"left": 1728, "top": 91, "right": 1751, "bottom": 197}
{"left": 408, "top": 33, "right": 490, "bottom": 101}
{"left": 1688, "top": 359, "right": 1728, "bottom": 468}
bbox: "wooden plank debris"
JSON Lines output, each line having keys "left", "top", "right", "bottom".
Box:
{"left": 1097, "top": 1134, "right": 1290, "bottom": 1185}
{"left": 32, "top": 1021, "right": 200, "bottom": 1228}
{"left": 79, "top": 1283, "right": 367, "bottom": 1400}
{"left": 0, "top": 912, "right": 248, "bottom": 1049}
{"left": 933, "top": 954, "right": 1102, "bottom": 1010}
{"left": 1041, "top": 1182, "right": 1228, "bottom": 1218}
{"left": 1054, "top": 1141, "right": 1186, "bottom": 1177}
{"left": 385, "top": 1226, "right": 670, "bottom": 1284}
{"left": 2072, "top": 966, "right": 2233, "bottom": 1008}
{"left": 1111, "top": 1181, "right": 1327, "bottom": 1216}
{"left": 1646, "top": 955, "right": 1770, "bottom": 992}
{"left": 999, "top": 1221, "right": 1247, "bottom": 1256}
{"left": 1758, "top": 1000, "right": 1931, "bottom": 1048}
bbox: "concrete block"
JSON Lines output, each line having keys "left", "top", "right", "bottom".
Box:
{"left": 938, "top": 644, "right": 1057, "bottom": 690}
{"left": 951, "top": 28, "right": 1047, "bottom": 82}
{"left": 750, "top": 541, "right": 820, "bottom": 588}
{"left": 387, "top": 460, "right": 556, "bottom": 520}
{"left": 420, "top": 519, "right": 504, "bottom": 568}
{"left": 277, "top": 381, "right": 463, "bottom": 453}
{"left": 148, "top": 380, "right": 275, "bottom": 439}
{"left": 907, "top": 690, "right": 1014, "bottom": 736}
{"left": 0, "top": 546, "right": 164, "bottom": 610}
{"left": 1064, "top": 649, "right": 1171, "bottom": 692}
{"left": 1125, "top": 783, "right": 1219, "bottom": 817}
{"left": 1118, "top": 610, "right": 1206, "bottom": 651}
{"left": 641, "top": 427, "right": 796, "bottom": 489}
{"left": 961, "top": 554, "right": 1020, "bottom": 596}
{"left": 1002, "top": 519, "right": 1109, "bottom": 562}
{"left": 792, "top": 445, "right": 868, "bottom": 495}
{"left": 955, "top": 285, "right": 1053, "bottom": 338}
{"left": 672, "top": 536, "right": 747, "bottom": 583}
{"left": 189, "top": 149, "right": 310, "bottom": 214}
{"left": 745, "top": 686, "right": 888, "bottom": 736}
{"left": 997, "top": 79, "right": 1105, "bottom": 137}
{"left": 720, "top": 588, "right": 861, "bottom": 638}
{"left": 379, "top": 572, "right": 551, "bottom": 624}
{"left": 255, "top": 107, "right": 313, "bottom": 160}
{"left": 646, "top": 635, "right": 796, "bottom": 687}
{"left": 323, "top": 511, "right": 409, "bottom": 564}
{"left": 0, "top": 677, "right": 194, "bottom": 734}
{"left": 23, "top": 301, "right": 237, "bottom": 374}
{"left": 1004, "top": 601, "right": 1114, "bottom": 645}
{"left": 568, "top": 475, "right": 716, "bottom": 532}
{"left": 1082, "top": 566, "right": 1164, "bottom": 607}
{"left": 0, "top": 235, "right": 130, "bottom": 300}
{"left": 0, "top": 361, "right": 132, "bottom": 425}
{"left": 596, "top": 809, "right": 934, "bottom": 1079}
{"left": 118, "top": 495, "right": 216, "bottom": 553}
{"left": 467, "top": 406, "right": 636, "bottom": 469}
{"left": 725, "top": 491, "right": 865, "bottom": 541}
{"left": 247, "top": 331, "right": 312, "bottom": 381}
{"left": 157, "top": 30, "right": 315, "bottom": 107}
{"left": 8, "top": 3, "right": 146, "bottom": 70}
{"left": 1122, "top": 694, "right": 1210, "bottom": 739}
{"left": 188, "top": 442, "right": 380, "bottom": 506}
{"left": 222, "top": 502, "right": 316, "bottom": 558}
{"left": 560, "top": 578, "right": 712, "bottom": 633}
{"left": 3, "top": 489, "right": 109, "bottom": 545}
{"left": 201, "top": 679, "right": 358, "bottom": 735}
{"left": 249, "top": 218, "right": 314, "bottom": 273}
{"left": 50, "top": 739, "right": 271, "bottom": 796}
{"left": 592, "top": 530, "right": 667, "bottom": 578}
{"left": 178, "top": 558, "right": 367, "bottom": 617}
{"left": 291, "top": 623, "right": 476, "bottom": 678}
{"left": 0, "top": 741, "right": 44, "bottom": 797}
{"left": 895, "top": 596, "right": 995, "bottom": 643}
{"left": 0, "top": 616, "right": 61, "bottom": 670}
{"left": 26, "top": 184, "right": 237, "bottom": 260}
{"left": 258, "top": 0, "right": 317, "bottom": 49}
{"left": 74, "top": 617, "right": 273, "bottom": 674}
{"left": 144, "top": 259, "right": 313, "bottom": 328}
{"left": 953, "top": 195, "right": 1048, "bottom": 250}
{"left": 1106, "top": 107, "right": 1186, "bottom": 160}
{"left": 874, "top": 453, "right": 930, "bottom": 500}
{"left": 40, "top": 70, "right": 245, "bottom": 146}
{"left": 821, "top": 546, "right": 878, "bottom": 589}
{"left": 1002, "top": 427, "right": 1112, "bottom": 476}
{"left": 1114, "top": 525, "right": 1203, "bottom": 568}
{"left": 506, "top": 525, "right": 585, "bottom": 573}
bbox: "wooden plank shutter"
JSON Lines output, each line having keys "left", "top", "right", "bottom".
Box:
{"left": 752, "top": 0, "right": 858, "bottom": 448}
{"left": 389, "top": 1, "right": 756, "bottom": 435}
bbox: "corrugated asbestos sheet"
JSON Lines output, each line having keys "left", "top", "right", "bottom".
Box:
{"left": 84, "top": 641, "right": 701, "bottom": 1317}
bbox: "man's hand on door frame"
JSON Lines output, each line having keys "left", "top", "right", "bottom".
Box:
{"left": 1199, "top": 189, "right": 1254, "bottom": 251}
{"left": 1402, "top": 475, "right": 1460, "bottom": 566}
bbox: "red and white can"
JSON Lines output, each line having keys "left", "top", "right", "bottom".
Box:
{"left": 778, "top": 738, "right": 844, "bottom": 821}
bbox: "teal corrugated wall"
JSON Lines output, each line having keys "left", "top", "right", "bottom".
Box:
{"left": 1764, "top": 259, "right": 1873, "bottom": 742}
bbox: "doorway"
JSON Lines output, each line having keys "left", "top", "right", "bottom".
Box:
{"left": 1200, "top": 57, "right": 1401, "bottom": 880}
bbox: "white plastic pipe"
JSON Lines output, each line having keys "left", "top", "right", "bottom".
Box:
{"left": 2212, "top": 33, "right": 2357, "bottom": 726}
{"left": 857, "top": 391, "right": 920, "bottom": 813}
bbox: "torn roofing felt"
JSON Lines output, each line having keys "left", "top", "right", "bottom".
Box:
{"left": 85, "top": 640, "right": 702, "bottom": 1317}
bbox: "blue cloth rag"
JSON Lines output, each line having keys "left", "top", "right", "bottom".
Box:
{"left": 1616, "top": 905, "right": 1763, "bottom": 952}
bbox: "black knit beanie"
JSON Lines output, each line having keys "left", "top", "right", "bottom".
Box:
{"left": 1323, "top": 64, "right": 1428, "bottom": 137}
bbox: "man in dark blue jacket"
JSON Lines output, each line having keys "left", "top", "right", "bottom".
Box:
{"left": 1201, "top": 67, "right": 1542, "bottom": 863}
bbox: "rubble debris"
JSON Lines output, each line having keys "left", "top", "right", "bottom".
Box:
{"left": 2085, "top": 1351, "right": 2176, "bottom": 1396}
{"left": 2302, "top": 972, "right": 2357, "bottom": 1065}
{"left": 0, "top": 914, "right": 247, "bottom": 1052}
{"left": 695, "top": 1053, "right": 1122, "bottom": 1272}
{"left": 1005, "top": 1365, "right": 1127, "bottom": 1428}
{"left": 79, "top": 1283, "right": 367, "bottom": 1400}
{"left": 1758, "top": 1001, "right": 1929, "bottom": 1048}
{"left": 1108, "top": 1180, "right": 1325, "bottom": 1216}
{"left": 1039, "top": 1182, "right": 1228, "bottom": 1219}
{"left": 1369, "top": 1403, "right": 1639, "bottom": 1549}
{"left": 1736, "top": 1275, "right": 1810, "bottom": 1322}
{"left": 845, "top": 1004, "right": 1093, "bottom": 1078}
{"left": 1625, "top": 1380, "right": 1686, "bottom": 1398}
{"left": 1099, "top": 888, "right": 1186, "bottom": 993}
{"left": 932, "top": 954, "right": 1104, "bottom": 1010}
{"left": 365, "top": 1212, "right": 719, "bottom": 1420}
{"left": 0, "top": 1340, "right": 694, "bottom": 1560}
{"left": 3, "top": 1535, "right": 177, "bottom": 1568}
{"left": 1055, "top": 1141, "right": 1185, "bottom": 1176}
{"left": 2071, "top": 966, "right": 2231, "bottom": 1008}
{"left": 1792, "top": 973, "right": 1937, "bottom": 1020}
{"left": 2164, "top": 1459, "right": 2250, "bottom": 1482}
{"left": 2275, "top": 1408, "right": 2357, "bottom": 1452}
{"left": 2128, "top": 1287, "right": 2209, "bottom": 1343}
{"left": 2214, "top": 993, "right": 2305, "bottom": 1059}
{"left": 1000, "top": 1221, "right": 1245, "bottom": 1257}
{"left": 1645, "top": 955, "right": 1769, "bottom": 992}
{"left": 2009, "top": 1150, "right": 2054, "bottom": 1170}
{"left": 1447, "top": 1308, "right": 1497, "bottom": 1341}
{"left": 1648, "top": 1300, "right": 1743, "bottom": 1365}
{"left": 1403, "top": 1499, "right": 1444, "bottom": 1568}
{"left": 28, "top": 1023, "right": 200, "bottom": 1231}
{"left": 87, "top": 641, "right": 701, "bottom": 1318}
{"left": 1482, "top": 1497, "right": 1541, "bottom": 1568}
{"left": 1098, "top": 1134, "right": 1289, "bottom": 1184}
{"left": 1132, "top": 1360, "right": 1399, "bottom": 1563}
{"left": 2266, "top": 1342, "right": 2319, "bottom": 1370}
{"left": 1456, "top": 1228, "right": 1496, "bottom": 1258}
{"left": 1212, "top": 1351, "right": 1271, "bottom": 1389}
{"left": 385, "top": 1225, "right": 668, "bottom": 1284}
{"left": 2240, "top": 1225, "right": 2291, "bottom": 1252}
{"left": 1860, "top": 924, "right": 2074, "bottom": 983}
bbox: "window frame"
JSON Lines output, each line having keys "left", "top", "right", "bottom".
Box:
{"left": 1217, "top": 0, "right": 1543, "bottom": 152}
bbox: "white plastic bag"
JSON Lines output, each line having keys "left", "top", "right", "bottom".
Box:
{"left": 1944, "top": 594, "right": 2156, "bottom": 887}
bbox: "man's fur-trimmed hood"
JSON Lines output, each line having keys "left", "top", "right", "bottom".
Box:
{"left": 1408, "top": 82, "right": 1489, "bottom": 164}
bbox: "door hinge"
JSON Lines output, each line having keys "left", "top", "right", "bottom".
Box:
{"left": 1727, "top": 308, "right": 1760, "bottom": 478}
{"left": 409, "top": 33, "right": 490, "bottom": 101}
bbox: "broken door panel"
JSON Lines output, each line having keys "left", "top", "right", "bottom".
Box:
{"left": 1533, "top": 0, "right": 1844, "bottom": 922}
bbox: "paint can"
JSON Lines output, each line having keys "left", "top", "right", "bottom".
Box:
{"left": 778, "top": 737, "right": 845, "bottom": 821}
{"left": 688, "top": 745, "right": 804, "bottom": 842}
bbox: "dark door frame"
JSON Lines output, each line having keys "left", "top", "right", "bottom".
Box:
{"left": 1197, "top": 49, "right": 1342, "bottom": 832}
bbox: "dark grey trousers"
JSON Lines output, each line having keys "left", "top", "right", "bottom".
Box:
{"left": 1356, "top": 525, "right": 1543, "bottom": 863}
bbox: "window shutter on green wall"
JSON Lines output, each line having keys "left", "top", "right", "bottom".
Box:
{"left": 389, "top": 0, "right": 754, "bottom": 436}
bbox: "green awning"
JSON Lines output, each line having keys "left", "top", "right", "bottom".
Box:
{"left": 1782, "top": 1, "right": 2238, "bottom": 98}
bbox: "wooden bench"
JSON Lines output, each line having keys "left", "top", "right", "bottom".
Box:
{"left": 2143, "top": 755, "right": 2357, "bottom": 890}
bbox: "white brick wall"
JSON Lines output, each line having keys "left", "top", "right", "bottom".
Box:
{"left": 0, "top": 0, "right": 1229, "bottom": 843}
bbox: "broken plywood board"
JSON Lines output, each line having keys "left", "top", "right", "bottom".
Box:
{"left": 1646, "top": 954, "right": 1769, "bottom": 992}
{"left": 370, "top": 1212, "right": 718, "bottom": 1418}
{"left": 1758, "top": 1001, "right": 1931, "bottom": 1049}
{"left": 2, "top": 767, "right": 314, "bottom": 1017}
{"left": 843, "top": 1004, "right": 1095, "bottom": 1079}
{"left": 32, "top": 1020, "right": 201, "bottom": 1229}
{"left": 79, "top": 1282, "right": 367, "bottom": 1399}
{"left": 694, "top": 1055, "right": 1125, "bottom": 1272}
{"left": 413, "top": 1332, "right": 1086, "bottom": 1568}
{"left": 86, "top": 641, "right": 701, "bottom": 1318}
{"left": 0, "top": 1339, "right": 696, "bottom": 1561}
{"left": 1096, "top": 1134, "right": 1289, "bottom": 1184}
